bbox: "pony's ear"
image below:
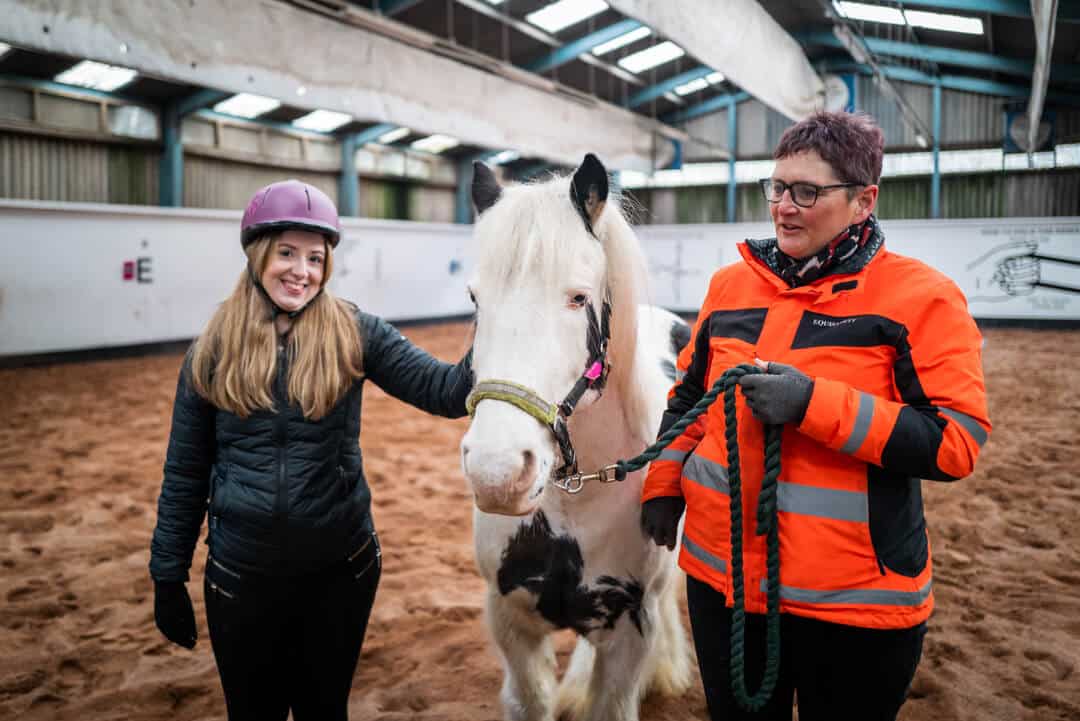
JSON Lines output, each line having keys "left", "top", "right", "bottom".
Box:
{"left": 570, "top": 153, "right": 608, "bottom": 235}
{"left": 472, "top": 162, "right": 502, "bottom": 215}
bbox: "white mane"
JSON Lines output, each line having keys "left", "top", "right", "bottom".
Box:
{"left": 472, "top": 174, "right": 653, "bottom": 439}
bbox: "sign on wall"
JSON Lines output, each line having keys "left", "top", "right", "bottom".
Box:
{"left": 637, "top": 218, "right": 1080, "bottom": 321}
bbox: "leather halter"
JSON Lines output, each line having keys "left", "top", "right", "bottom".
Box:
{"left": 466, "top": 290, "right": 612, "bottom": 491}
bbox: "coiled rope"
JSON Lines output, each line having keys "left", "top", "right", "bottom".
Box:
{"left": 614, "top": 363, "right": 782, "bottom": 711}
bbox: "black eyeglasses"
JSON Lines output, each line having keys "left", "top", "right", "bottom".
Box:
{"left": 759, "top": 178, "right": 863, "bottom": 208}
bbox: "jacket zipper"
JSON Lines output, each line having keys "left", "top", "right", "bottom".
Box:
{"left": 274, "top": 345, "right": 289, "bottom": 560}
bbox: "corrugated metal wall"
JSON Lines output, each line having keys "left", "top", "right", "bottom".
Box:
{"left": 683, "top": 107, "right": 730, "bottom": 162}
{"left": 631, "top": 169, "right": 1080, "bottom": 224}
{"left": 1056, "top": 109, "right": 1080, "bottom": 143}
{"left": 855, "top": 75, "right": 932, "bottom": 149}
{"left": 408, "top": 185, "right": 455, "bottom": 223}
{"left": 630, "top": 184, "right": 770, "bottom": 224}
{"left": 0, "top": 133, "right": 158, "bottom": 204}
{"left": 183, "top": 154, "right": 338, "bottom": 210}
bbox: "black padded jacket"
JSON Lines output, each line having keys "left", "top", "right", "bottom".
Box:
{"left": 149, "top": 310, "right": 472, "bottom": 581}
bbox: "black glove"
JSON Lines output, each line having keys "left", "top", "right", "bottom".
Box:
{"left": 154, "top": 580, "right": 197, "bottom": 649}
{"left": 641, "top": 496, "right": 686, "bottom": 551}
{"left": 738, "top": 360, "right": 814, "bottom": 426}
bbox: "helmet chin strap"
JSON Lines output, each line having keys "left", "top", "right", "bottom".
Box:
{"left": 247, "top": 264, "right": 322, "bottom": 324}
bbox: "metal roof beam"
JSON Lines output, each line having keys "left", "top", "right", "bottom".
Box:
{"left": 822, "top": 60, "right": 1080, "bottom": 106}
{"left": 349, "top": 122, "right": 399, "bottom": 146}
{"left": 626, "top": 65, "right": 712, "bottom": 108}
{"left": 526, "top": 19, "right": 643, "bottom": 74}
{"left": 453, "top": 0, "right": 644, "bottom": 86}
{"left": 175, "top": 88, "right": 231, "bottom": 117}
{"left": 379, "top": 0, "right": 425, "bottom": 16}
{"left": 897, "top": 0, "right": 1080, "bottom": 23}
{"left": 799, "top": 30, "right": 1080, "bottom": 82}
{"left": 663, "top": 91, "right": 751, "bottom": 124}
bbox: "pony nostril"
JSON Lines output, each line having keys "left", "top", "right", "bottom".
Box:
{"left": 521, "top": 450, "right": 536, "bottom": 484}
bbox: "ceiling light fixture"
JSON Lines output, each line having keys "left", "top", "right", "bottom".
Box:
{"left": 54, "top": 60, "right": 138, "bottom": 91}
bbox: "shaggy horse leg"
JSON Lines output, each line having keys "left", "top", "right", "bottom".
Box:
{"left": 555, "top": 637, "right": 594, "bottom": 721}
{"left": 643, "top": 568, "right": 693, "bottom": 697}
{"left": 487, "top": 592, "right": 557, "bottom": 721}
{"left": 583, "top": 612, "right": 651, "bottom": 721}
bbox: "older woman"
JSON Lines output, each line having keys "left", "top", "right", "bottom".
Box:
{"left": 641, "top": 112, "right": 991, "bottom": 720}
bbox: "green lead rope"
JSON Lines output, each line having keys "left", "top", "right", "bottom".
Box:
{"left": 614, "top": 363, "right": 783, "bottom": 712}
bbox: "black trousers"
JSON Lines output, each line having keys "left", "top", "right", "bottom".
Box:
{"left": 686, "top": 574, "right": 926, "bottom": 721}
{"left": 204, "top": 531, "right": 382, "bottom": 721}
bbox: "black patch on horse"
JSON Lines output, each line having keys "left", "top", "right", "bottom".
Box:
{"left": 497, "top": 511, "right": 645, "bottom": 636}
{"left": 660, "top": 359, "right": 677, "bottom": 382}
{"left": 669, "top": 319, "right": 691, "bottom": 357}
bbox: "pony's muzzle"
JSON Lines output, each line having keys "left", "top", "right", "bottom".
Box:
{"left": 461, "top": 438, "right": 545, "bottom": 516}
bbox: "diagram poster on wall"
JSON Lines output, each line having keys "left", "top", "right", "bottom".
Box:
{"left": 639, "top": 218, "right": 1080, "bottom": 320}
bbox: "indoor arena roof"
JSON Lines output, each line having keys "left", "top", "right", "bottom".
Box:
{"left": 1, "top": 1, "right": 1077, "bottom": 174}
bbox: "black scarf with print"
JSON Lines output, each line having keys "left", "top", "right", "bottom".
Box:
{"left": 749, "top": 215, "right": 883, "bottom": 288}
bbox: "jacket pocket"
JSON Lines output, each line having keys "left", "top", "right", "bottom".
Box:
{"left": 347, "top": 531, "right": 381, "bottom": 581}
{"left": 205, "top": 554, "right": 240, "bottom": 601}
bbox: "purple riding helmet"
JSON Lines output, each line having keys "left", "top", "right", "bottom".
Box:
{"left": 240, "top": 180, "right": 341, "bottom": 319}
{"left": 241, "top": 179, "right": 341, "bottom": 248}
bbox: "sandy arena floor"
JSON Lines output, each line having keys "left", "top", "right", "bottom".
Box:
{"left": 1, "top": 323, "right": 1078, "bottom": 720}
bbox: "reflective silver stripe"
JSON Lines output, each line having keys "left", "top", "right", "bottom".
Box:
{"left": 657, "top": 448, "right": 690, "bottom": 464}
{"left": 683, "top": 453, "right": 867, "bottom": 523}
{"left": 761, "top": 578, "right": 933, "bottom": 607}
{"left": 840, "top": 392, "right": 876, "bottom": 454}
{"left": 777, "top": 482, "right": 868, "bottom": 523}
{"left": 682, "top": 533, "right": 727, "bottom": 574}
{"left": 939, "top": 407, "right": 988, "bottom": 447}
{"left": 683, "top": 453, "right": 730, "bottom": 494}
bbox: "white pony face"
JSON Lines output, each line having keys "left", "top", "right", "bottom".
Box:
{"left": 461, "top": 157, "right": 610, "bottom": 516}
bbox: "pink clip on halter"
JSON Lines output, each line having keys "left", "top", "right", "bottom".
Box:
{"left": 585, "top": 361, "right": 603, "bottom": 382}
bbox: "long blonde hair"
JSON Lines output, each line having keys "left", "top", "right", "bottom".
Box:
{"left": 189, "top": 235, "right": 363, "bottom": 420}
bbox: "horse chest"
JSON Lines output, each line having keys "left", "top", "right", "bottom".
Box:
{"left": 494, "top": 510, "right": 644, "bottom": 636}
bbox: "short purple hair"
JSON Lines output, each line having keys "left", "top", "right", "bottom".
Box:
{"left": 774, "top": 111, "right": 885, "bottom": 186}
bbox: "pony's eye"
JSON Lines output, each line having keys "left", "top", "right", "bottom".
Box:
{"left": 569, "top": 293, "right": 589, "bottom": 308}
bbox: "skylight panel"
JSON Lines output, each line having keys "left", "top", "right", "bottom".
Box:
{"left": 526, "top": 0, "right": 608, "bottom": 34}
{"left": 904, "top": 9, "right": 983, "bottom": 35}
{"left": 832, "top": 1, "right": 983, "bottom": 35}
{"left": 617, "top": 41, "right": 685, "bottom": 74}
{"left": 0, "top": 42, "right": 11, "bottom": 60}
{"left": 377, "top": 127, "right": 411, "bottom": 144}
{"left": 213, "top": 93, "right": 281, "bottom": 119}
{"left": 705, "top": 71, "right": 725, "bottom": 84}
{"left": 673, "top": 77, "right": 710, "bottom": 96}
{"left": 292, "top": 109, "right": 352, "bottom": 132}
{"left": 490, "top": 150, "right": 520, "bottom": 165}
{"left": 54, "top": 60, "right": 137, "bottom": 91}
{"left": 411, "top": 134, "right": 459, "bottom": 154}
{"left": 591, "top": 26, "right": 653, "bottom": 56}
{"left": 832, "top": 1, "right": 904, "bottom": 25}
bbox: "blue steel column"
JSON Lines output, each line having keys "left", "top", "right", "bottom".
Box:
{"left": 727, "top": 99, "right": 738, "bottom": 223}
{"left": 339, "top": 135, "right": 359, "bottom": 217}
{"left": 931, "top": 80, "right": 942, "bottom": 219}
{"left": 158, "top": 89, "right": 229, "bottom": 207}
{"left": 455, "top": 159, "right": 474, "bottom": 224}
{"left": 159, "top": 104, "right": 182, "bottom": 207}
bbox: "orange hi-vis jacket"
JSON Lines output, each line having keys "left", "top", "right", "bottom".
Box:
{"left": 643, "top": 239, "right": 990, "bottom": 630}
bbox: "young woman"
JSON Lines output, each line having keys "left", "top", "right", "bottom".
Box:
{"left": 149, "top": 179, "right": 472, "bottom": 720}
{"left": 641, "top": 112, "right": 991, "bottom": 720}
